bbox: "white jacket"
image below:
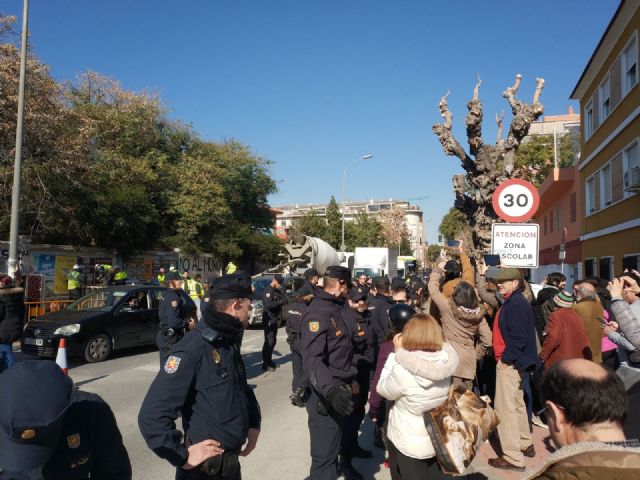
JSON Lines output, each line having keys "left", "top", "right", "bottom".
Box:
{"left": 376, "top": 343, "right": 459, "bottom": 459}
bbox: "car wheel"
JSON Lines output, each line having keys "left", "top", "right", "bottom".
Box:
{"left": 83, "top": 334, "right": 112, "bottom": 363}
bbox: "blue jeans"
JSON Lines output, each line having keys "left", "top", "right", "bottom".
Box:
{"left": 0, "top": 343, "right": 16, "bottom": 373}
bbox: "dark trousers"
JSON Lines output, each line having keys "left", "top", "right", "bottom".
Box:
{"left": 261, "top": 320, "right": 278, "bottom": 367}
{"left": 288, "top": 332, "right": 308, "bottom": 390}
{"left": 69, "top": 288, "right": 82, "bottom": 300}
{"left": 307, "top": 389, "right": 342, "bottom": 480}
{"left": 340, "top": 366, "right": 371, "bottom": 456}
{"left": 387, "top": 439, "right": 450, "bottom": 480}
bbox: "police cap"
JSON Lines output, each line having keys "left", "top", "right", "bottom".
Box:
{"left": 303, "top": 268, "right": 319, "bottom": 279}
{"left": 0, "top": 361, "right": 73, "bottom": 470}
{"left": 325, "top": 266, "right": 351, "bottom": 284}
{"left": 298, "top": 283, "right": 314, "bottom": 296}
{"left": 373, "top": 276, "right": 390, "bottom": 291}
{"left": 273, "top": 274, "right": 284, "bottom": 285}
{"left": 211, "top": 273, "right": 253, "bottom": 299}
{"left": 349, "top": 287, "right": 368, "bottom": 302}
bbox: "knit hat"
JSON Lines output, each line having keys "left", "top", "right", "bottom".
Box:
{"left": 553, "top": 291, "right": 575, "bottom": 309}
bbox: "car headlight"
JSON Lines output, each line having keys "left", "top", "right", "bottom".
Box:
{"left": 53, "top": 324, "right": 81, "bottom": 336}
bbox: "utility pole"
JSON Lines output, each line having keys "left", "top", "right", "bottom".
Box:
{"left": 8, "top": 0, "right": 29, "bottom": 277}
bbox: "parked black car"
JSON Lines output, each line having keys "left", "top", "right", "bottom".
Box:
{"left": 21, "top": 285, "right": 167, "bottom": 363}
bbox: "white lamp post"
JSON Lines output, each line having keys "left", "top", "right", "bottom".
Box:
{"left": 341, "top": 154, "right": 373, "bottom": 252}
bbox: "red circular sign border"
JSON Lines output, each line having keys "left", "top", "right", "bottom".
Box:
{"left": 492, "top": 178, "right": 540, "bottom": 222}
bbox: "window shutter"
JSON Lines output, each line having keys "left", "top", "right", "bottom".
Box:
{"left": 570, "top": 193, "right": 577, "bottom": 222}
{"left": 610, "top": 56, "right": 622, "bottom": 108}
{"left": 594, "top": 172, "right": 601, "bottom": 211}
{"left": 612, "top": 154, "right": 624, "bottom": 203}
{"left": 592, "top": 90, "right": 600, "bottom": 131}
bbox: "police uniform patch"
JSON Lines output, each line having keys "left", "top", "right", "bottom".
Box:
{"left": 67, "top": 433, "right": 81, "bottom": 449}
{"left": 21, "top": 429, "right": 36, "bottom": 440}
{"left": 164, "top": 355, "right": 181, "bottom": 374}
{"left": 309, "top": 321, "right": 319, "bottom": 332}
{"left": 171, "top": 300, "right": 178, "bottom": 308}
{"left": 266, "top": 293, "right": 271, "bottom": 298}
{"left": 212, "top": 349, "right": 221, "bottom": 364}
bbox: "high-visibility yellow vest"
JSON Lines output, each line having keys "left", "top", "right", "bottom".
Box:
{"left": 67, "top": 270, "right": 81, "bottom": 290}
{"left": 157, "top": 274, "right": 165, "bottom": 285}
{"left": 114, "top": 271, "right": 128, "bottom": 281}
{"left": 184, "top": 278, "right": 203, "bottom": 300}
{"left": 225, "top": 262, "right": 237, "bottom": 274}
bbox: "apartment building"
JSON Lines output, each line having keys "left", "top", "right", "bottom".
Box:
{"left": 570, "top": 0, "right": 640, "bottom": 279}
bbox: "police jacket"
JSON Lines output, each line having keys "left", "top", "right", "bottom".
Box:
{"left": 300, "top": 288, "right": 356, "bottom": 399}
{"left": 0, "top": 390, "right": 132, "bottom": 480}
{"left": 284, "top": 297, "right": 310, "bottom": 335}
{"left": 138, "top": 314, "right": 261, "bottom": 468}
{"left": 158, "top": 289, "right": 197, "bottom": 332}
{"left": 368, "top": 294, "right": 394, "bottom": 346}
{"left": 261, "top": 285, "right": 286, "bottom": 325}
{"left": 343, "top": 306, "right": 375, "bottom": 369}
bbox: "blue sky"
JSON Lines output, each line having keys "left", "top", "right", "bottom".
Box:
{"left": 4, "top": 0, "right": 619, "bottom": 243}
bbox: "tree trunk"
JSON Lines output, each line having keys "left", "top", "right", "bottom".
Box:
{"left": 432, "top": 75, "right": 544, "bottom": 259}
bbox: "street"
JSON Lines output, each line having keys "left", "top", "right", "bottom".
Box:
{"left": 21, "top": 327, "right": 556, "bottom": 480}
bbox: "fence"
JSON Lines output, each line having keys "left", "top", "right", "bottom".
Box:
{"left": 24, "top": 300, "right": 74, "bottom": 322}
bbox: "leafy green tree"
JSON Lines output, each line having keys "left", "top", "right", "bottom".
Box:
{"left": 427, "top": 244, "right": 442, "bottom": 262}
{"left": 290, "top": 211, "right": 326, "bottom": 239}
{"left": 345, "top": 213, "right": 383, "bottom": 250}
{"left": 438, "top": 207, "right": 467, "bottom": 242}
{"left": 514, "top": 131, "right": 579, "bottom": 186}
{"left": 325, "top": 196, "right": 342, "bottom": 249}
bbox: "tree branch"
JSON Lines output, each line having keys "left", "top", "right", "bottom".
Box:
{"left": 496, "top": 111, "right": 505, "bottom": 146}
{"left": 465, "top": 75, "right": 484, "bottom": 156}
{"left": 432, "top": 92, "right": 476, "bottom": 173}
{"left": 503, "top": 74, "right": 522, "bottom": 109}
{"left": 533, "top": 77, "right": 545, "bottom": 107}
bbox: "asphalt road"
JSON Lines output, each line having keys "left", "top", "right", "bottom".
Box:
{"left": 17, "top": 328, "right": 556, "bottom": 479}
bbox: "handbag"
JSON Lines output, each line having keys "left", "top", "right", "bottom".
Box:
{"left": 423, "top": 384, "right": 500, "bottom": 475}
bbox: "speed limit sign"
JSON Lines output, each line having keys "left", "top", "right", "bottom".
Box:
{"left": 492, "top": 179, "right": 540, "bottom": 222}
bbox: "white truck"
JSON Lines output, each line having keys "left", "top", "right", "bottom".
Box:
{"left": 352, "top": 247, "right": 398, "bottom": 280}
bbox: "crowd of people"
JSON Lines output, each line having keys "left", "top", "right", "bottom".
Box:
{"left": 1, "top": 247, "right": 639, "bottom": 479}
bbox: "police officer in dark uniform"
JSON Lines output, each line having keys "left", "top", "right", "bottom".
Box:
{"left": 284, "top": 278, "right": 315, "bottom": 407}
{"left": 340, "top": 287, "right": 375, "bottom": 468}
{"left": 368, "top": 276, "right": 394, "bottom": 359}
{"left": 0, "top": 360, "right": 131, "bottom": 480}
{"left": 300, "top": 266, "right": 359, "bottom": 480}
{"left": 303, "top": 268, "right": 320, "bottom": 291}
{"left": 157, "top": 271, "right": 198, "bottom": 366}
{"left": 261, "top": 274, "right": 287, "bottom": 372}
{"left": 139, "top": 273, "right": 261, "bottom": 480}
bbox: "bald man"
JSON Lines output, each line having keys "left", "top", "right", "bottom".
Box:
{"left": 572, "top": 282, "right": 605, "bottom": 364}
{"left": 524, "top": 359, "right": 640, "bottom": 479}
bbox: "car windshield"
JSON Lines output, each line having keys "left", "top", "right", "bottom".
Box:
{"left": 67, "top": 290, "right": 129, "bottom": 312}
{"left": 353, "top": 268, "right": 381, "bottom": 278}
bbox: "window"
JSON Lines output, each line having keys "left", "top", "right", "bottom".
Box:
{"left": 367, "top": 204, "right": 379, "bottom": 213}
{"left": 602, "top": 163, "right": 612, "bottom": 206}
{"left": 549, "top": 211, "right": 554, "bottom": 233}
{"left": 586, "top": 177, "right": 595, "bottom": 214}
{"left": 624, "top": 140, "right": 639, "bottom": 195}
{"left": 570, "top": 192, "right": 577, "bottom": 222}
{"left": 556, "top": 204, "right": 562, "bottom": 231}
{"left": 612, "top": 154, "right": 624, "bottom": 203}
{"left": 585, "top": 258, "right": 596, "bottom": 277}
{"left": 379, "top": 204, "right": 391, "bottom": 210}
{"left": 622, "top": 34, "right": 638, "bottom": 95}
{"left": 599, "top": 257, "right": 614, "bottom": 281}
{"left": 585, "top": 100, "right": 594, "bottom": 139}
{"left": 624, "top": 254, "right": 640, "bottom": 271}
{"left": 599, "top": 75, "right": 610, "bottom": 122}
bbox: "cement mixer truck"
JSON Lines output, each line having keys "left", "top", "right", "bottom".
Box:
{"left": 268, "top": 235, "right": 341, "bottom": 276}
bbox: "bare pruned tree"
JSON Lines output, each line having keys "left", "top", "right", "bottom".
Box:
{"left": 432, "top": 74, "right": 545, "bottom": 257}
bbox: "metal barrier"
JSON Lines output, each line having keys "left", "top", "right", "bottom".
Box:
{"left": 24, "top": 300, "right": 75, "bottom": 321}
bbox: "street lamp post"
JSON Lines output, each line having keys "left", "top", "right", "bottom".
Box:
{"left": 341, "top": 154, "right": 373, "bottom": 252}
{"left": 8, "top": 0, "right": 29, "bottom": 277}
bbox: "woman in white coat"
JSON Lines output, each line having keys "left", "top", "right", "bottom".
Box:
{"left": 377, "top": 313, "right": 459, "bottom": 479}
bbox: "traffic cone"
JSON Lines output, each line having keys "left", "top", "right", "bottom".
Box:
{"left": 56, "top": 338, "right": 68, "bottom": 375}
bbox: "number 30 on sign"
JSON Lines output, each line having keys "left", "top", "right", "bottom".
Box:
{"left": 492, "top": 179, "right": 540, "bottom": 222}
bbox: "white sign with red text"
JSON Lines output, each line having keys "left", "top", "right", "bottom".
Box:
{"left": 491, "top": 223, "right": 539, "bottom": 268}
